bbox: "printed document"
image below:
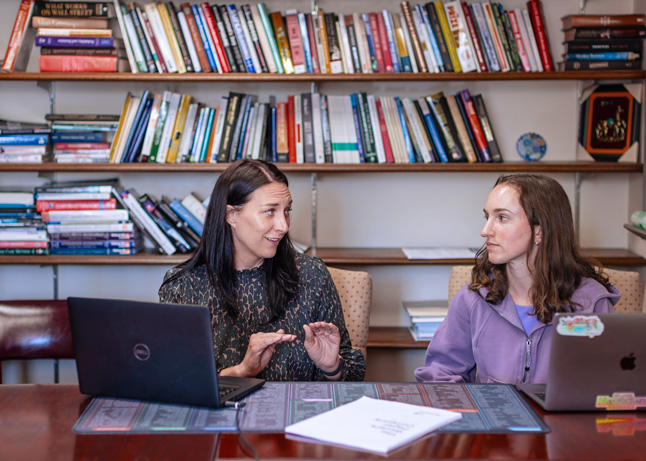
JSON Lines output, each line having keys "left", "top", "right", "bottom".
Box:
{"left": 284, "top": 396, "right": 462, "bottom": 454}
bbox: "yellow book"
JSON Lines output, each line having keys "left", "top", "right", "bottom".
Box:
{"left": 434, "top": 1, "right": 462, "bottom": 73}
{"left": 109, "top": 93, "right": 133, "bottom": 163}
{"left": 156, "top": 2, "right": 187, "bottom": 74}
{"left": 270, "top": 11, "right": 294, "bottom": 74}
{"left": 166, "top": 94, "right": 193, "bottom": 163}
{"left": 317, "top": 10, "right": 331, "bottom": 74}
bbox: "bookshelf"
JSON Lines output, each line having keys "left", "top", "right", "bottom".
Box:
{"left": 1, "top": 0, "right": 645, "bottom": 383}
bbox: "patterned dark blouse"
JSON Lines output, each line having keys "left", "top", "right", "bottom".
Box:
{"left": 158, "top": 252, "right": 365, "bottom": 381}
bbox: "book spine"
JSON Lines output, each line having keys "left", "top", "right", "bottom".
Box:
{"left": 176, "top": 9, "right": 201, "bottom": 72}
{"left": 237, "top": 5, "right": 263, "bottom": 74}
{"left": 127, "top": 4, "right": 156, "bottom": 73}
{"left": 374, "top": 99, "right": 394, "bottom": 162}
{"left": 157, "top": 3, "right": 187, "bottom": 73}
{"left": 358, "top": 93, "right": 378, "bottom": 162}
{"left": 319, "top": 95, "right": 333, "bottom": 163}
{"left": 271, "top": 11, "right": 294, "bottom": 74}
{"left": 445, "top": 94, "right": 477, "bottom": 163}
{"left": 120, "top": 5, "right": 147, "bottom": 72}
{"left": 562, "top": 14, "right": 646, "bottom": 28}
{"left": 145, "top": 3, "right": 178, "bottom": 72}
{"left": 34, "top": 2, "right": 112, "bottom": 17}
{"left": 401, "top": 1, "right": 427, "bottom": 73}
{"left": 2, "top": 0, "right": 36, "bottom": 71}
{"left": 119, "top": 189, "right": 176, "bottom": 255}
{"left": 565, "top": 52, "right": 640, "bottom": 61}
{"left": 49, "top": 239, "right": 138, "bottom": 249}
{"left": 507, "top": 9, "right": 531, "bottom": 72}
{"left": 394, "top": 97, "right": 415, "bottom": 162}
{"left": 348, "top": 94, "right": 366, "bottom": 162}
{"left": 471, "top": 3, "right": 499, "bottom": 72}
{"left": 182, "top": 3, "right": 211, "bottom": 72}
{"left": 521, "top": 8, "right": 543, "bottom": 72}
{"left": 192, "top": 5, "right": 217, "bottom": 72}
{"left": 444, "top": 1, "right": 477, "bottom": 73}
{"left": 382, "top": 11, "right": 400, "bottom": 73}
{"left": 427, "top": 93, "right": 462, "bottom": 162}
{"left": 490, "top": 2, "right": 517, "bottom": 71}
{"left": 166, "top": 2, "right": 194, "bottom": 73}
{"left": 228, "top": 4, "right": 255, "bottom": 73}
{"left": 460, "top": 2, "right": 487, "bottom": 72}
{"left": 370, "top": 12, "right": 386, "bottom": 73}
{"left": 434, "top": 1, "right": 461, "bottom": 72}
{"left": 458, "top": 89, "right": 492, "bottom": 162}
{"left": 317, "top": 10, "right": 331, "bottom": 74}
{"left": 286, "top": 11, "right": 306, "bottom": 74}
{"left": 300, "top": 94, "right": 315, "bottom": 163}
{"left": 481, "top": 2, "right": 509, "bottom": 72}
{"left": 425, "top": 3, "right": 452, "bottom": 72}
{"left": 32, "top": 16, "right": 109, "bottom": 29}
{"left": 526, "top": 0, "right": 553, "bottom": 71}
{"left": 36, "top": 199, "right": 117, "bottom": 211}
{"left": 34, "top": 36, "right": 116, "bottom": 47}
{"left": 251, "top": 4, "right": 277, "bottom": 73}
{"left": 49, "top": 247, "right": 137, "bottom": 255}
{"left": 325, "top": 13, "right": 343, "bottom": 74}
{"left": 560, "top": 60, "right": 642, "bottom": 71}
{"left": 257, "top": 3, "right": 284, "bottom": 73}
{"left": 299, "top": 13, "right": 314, "bottom": 73}
{"left": 354, "top": 12, "right": 372, "bottom": 73}
{"left": 305, "top": 12, "right": 320, "bottom": 74}
{"left": 138, "top": 8, "right": 165, "bottom": 72}
{"left": 243, "top": 5, "right": 269, "bottom": 73}
{"left": 472, "top": 94, "right": 502, "bottom": 162}
{"left": 201, "top": 4, "right": 229, "bottom": 73}
{"left": 168, "top": 199, "right": 203, "bottom": 235}
{"left": 501, "top": 8, "right": 523, "bottom": 72}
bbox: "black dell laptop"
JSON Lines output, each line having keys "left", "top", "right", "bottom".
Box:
{"left": 67, "top": 297, "right": 264, "bottom": 408}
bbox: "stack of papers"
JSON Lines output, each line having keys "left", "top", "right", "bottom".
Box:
{"left": 402, "top": 247, "right": 478, "bottom": 259}
{"left": 285, "top": 396, "right": 462, "bottom": 454}
{"left": 403, "top": 300, "right": 449, "bottom": 341}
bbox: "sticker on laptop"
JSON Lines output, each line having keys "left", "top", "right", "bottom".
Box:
{"left": 596, "top": 392, "right": 646, "bottom": 411}
{"left": 556, "top": 315, "right": 604, "bottom": 338}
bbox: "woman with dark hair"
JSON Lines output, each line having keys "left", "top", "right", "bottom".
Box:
{"left": 160, "top": 159, "right": 365, "bottom": 381}
{"left": 415, "top": 174, "right": 620, "bottom": 385}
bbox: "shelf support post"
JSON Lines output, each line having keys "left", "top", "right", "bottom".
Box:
{"left": 52, "top": 264, "right": 60, "bottom": 383}
{"left": 311, "top": 172, "right": 318, "bottom": 254}
{"left": 574, "top": 172, "right": 582, "bottom": 243}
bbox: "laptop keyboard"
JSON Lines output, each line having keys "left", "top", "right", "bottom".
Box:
{"left": 218, "top": 385, "right": 238, "bottom": 399}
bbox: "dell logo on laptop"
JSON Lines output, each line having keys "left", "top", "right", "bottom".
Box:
{"left": 133, "top": 343, "right": 151, "bottom": 361}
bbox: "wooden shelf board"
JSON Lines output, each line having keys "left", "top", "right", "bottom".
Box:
{"left": 368, "top": 326, "right": 428, "bottom": 349}
{"left": 0, "top": 161, "right": 641, "bottom": 173}
{"left": 1, "top": 247, "right": 643, "bottom": 266}
{"left": 625, "top": 223, "right": 646, "bottom": 240}
{"left": 2, "top": 70, "right": 644, "bottom": 82}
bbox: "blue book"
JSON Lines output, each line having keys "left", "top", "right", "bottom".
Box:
{"left": 169, "top": 199, "right": 203, "bottom": 236}
{"left": 228, "top": 4, "right": 255, "bottom": 73}
{"left": 394, "top": 97, "right": 415, "bottom": 163}
{"left": 192, "top": 4, "right": 218, "bottom": 72}
{"left": 233, "top": 96, "right": 254, "bottom": 160}
{"left": 49, "top": 247, "right": 138, "bottom": 255}
{"left": 470, "top": 3, "right": 499, "bottom": 72}
{"left": 298, "top": 13, "right": 313, "bottom": 74}
{"left": 124, "top": 96, "right": 154, "bottom": 163}
{"left": 417, "top": 97, "right": 448, "bottom": 163}
{"left": 34, "top": 36, "right": 118, "bottom": 48}
{"left": 417, "top": 4, "right": 443, "bottom": 72}
{"left": 270, "top": 106, "right": 277, "bottom": 162}
{"left": 361, "top": 13, "right": 378, "bottom": 72}
{"left": 199, "top": 108, "right": 216, "bottom": 162}
{"left": 381, "top": 10, "right": 400, "bottom": 73}
{"left": 565, "top": 52, "right": 639, "bottom": 61}
{"left": 49, "top": 240, "right": 138, "bottom": 249}
{"left": 349, "top": 94, "right": 366, "bottom": 163}
{"left": 0, "top": 133, "right": 49, "bottom": 145}
{"left": 120, "top": 90, "right": 150, "bottom": 163}
{"left": 50, "top": 132, "right": 104, "bottom": 143}
{"left": 189, "top": 106, "right": 206, "bottom": 162}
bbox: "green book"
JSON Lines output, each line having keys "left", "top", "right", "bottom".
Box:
{"left": 358, "top": 92, "right": 377, "bottom": 163}
{"left": 257, "top": 3, "right": 284, "bottom": 73}
{"left": 147, "top": 91, "right": 171, "bottom": 163}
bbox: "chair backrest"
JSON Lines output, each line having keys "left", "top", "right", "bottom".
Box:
{"left": 448, "top": 266, "right": 644, "bottom": 313}
{"left": 327, "top": 267, "right": 373, "bottom": 361}
{"left": 0, "top": 300, "right": 75, "bottom": 383}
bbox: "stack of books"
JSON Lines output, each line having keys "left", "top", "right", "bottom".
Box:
{"left": 36, "top": 180, "right": 140, "bottom": 256}
{"left": 108, "top": 87, "right": 501, "bottom": 165}
{"left": 402, "top": 300, "right": 449, "bottom": 341}
{"left": 0, "top": 119, "right": 51, "bottom": 163}
{"left": 0, "top": 191, "right": 48, "bottom": 255}
{"left": 49, "top": 114, "right": 119, "bottom": 163}
{"left": 559, "top": 14, "right": 645, "bottom": 71}
{"left": 32, "top": 0, "right": 129, "bottom": 72}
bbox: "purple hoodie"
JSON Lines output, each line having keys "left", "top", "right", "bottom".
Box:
{"left": 414, "top": 277, "right": 620, "bottom": 385}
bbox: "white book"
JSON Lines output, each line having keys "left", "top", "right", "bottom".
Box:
{"left": 399, "top": 12, "right": 418, "bottom": 73}
{"left": 326, "top": 95, "right": 344, "bottom": 163}
{"left": 0, "top": 192, "right": 33, "bottom": 206}
{"left": 353, "top": 12, "right": 372, "bottom": 74}
{"left": 196, "top": 6, "right": 222, "bottom": 73}
{"left": 240, "top": 104, "right": 257, "bottom": 158}
{"left": 136, "top": 7, "right": 162, "bottom": 73}
{"left": 191, "top": 106, "right": 210, "bottom": 163}
{"left": 285, "top": 396, "right": 461, "bottom": 454}
{"left": 342, "top": 95, "right": 360, "bottom": 163}
{"left": 443, "top": 1, "right": 477, "bottom": 73}
{"left": 181, "top": 192, "right": 206, "bottom": 224}
{"left": 112, "top": 94, "right": 141, "bottom": 163}
{"left": 46, "top": 222, "right": 135, "bottom": 233}
{"left": 177, "top": 9, "right": 201, "bottom": 73}
{"left": 209, "top": 96, "right": 229, "bottom": 163}
{"left": 0, "top": 153, "right": 43, "bottom": 163}
{"left": 42, "top": 209, "right": 129, "bottom": 223}
{"left": 238, "top": 6, "right": 262, "bottom": 74}
{"left": 513, "top": 8, "right": 537, "bottom": 72}
{"left": 118, "top": 188, "right": 176, "bottom": 255}
{"left": 144, "top": 3, "right": 178, "bottom": 73}
{"left": 250, "top": 103, "right": 267, "bottom": 159}
{"left": 311, "top": 93, "right": 325, "bottom": 164}
{"left": 140, "top": 93, "right": 163, "bottom": 160}
{"left": 155, "top": 92, "right": 182, "bottom": 163}
{"left": 294, "top": 94, "right": 304, "bottom": 163}
{"left": 112, "top": 0, "right": 138, "bottom": 73}
{"left": 366, "top": 95, "right": 386, "bottom": 163}
{"left": 380, "top": 97, "right": 404, "bottom": 163}
{"left": 401, "top": 98, "right": 433, "bottom": 163}
{"left": 0, "top": 229, "right": 49, "bottom": 241}
{"left": 250, "top": 4, "right": 277, "bottom": 73}
{"left": 338, "top": 15, "right": 355, "bottom": 74}
{"left": 402, "top": 300, "right": 449, "bottom": 319}
{"left": 335, "top": 21, "right": 350, "bottom": 74}
{"left": 482, "top": 1, "right": 510, "bottom": 72}
{"left": 176, "top": 102, "right": 199, "bottom": 163}
{"left": 521, "top": 8, "right": 543, "bottom": 72}
{"left": 413, "top": 7, "right": 438, "bottom": 73}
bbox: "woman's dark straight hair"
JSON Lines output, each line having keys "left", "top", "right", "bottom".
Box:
{"left": 471, "top": 173, "right": 613, "bottom": 323}
{"left": 161, "top": 159, "right": 299, "bottom": 320}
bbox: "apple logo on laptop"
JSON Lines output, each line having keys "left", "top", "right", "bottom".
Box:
{"left": 133, "top": 343, "right": 151, "bottom": 361}
{"left": 620, "top": 353, "right": 636, "bottom": 371}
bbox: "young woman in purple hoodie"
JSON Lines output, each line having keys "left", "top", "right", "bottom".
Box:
{"left": 415, "top": 174, "right": 620, "bottom": 385}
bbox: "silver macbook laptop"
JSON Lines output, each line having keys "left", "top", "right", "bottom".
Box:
{"left": 518, "top": 312, "right": 646, "bottom": 412}
{"left": 67, "top": 297, "right": 264, "bottom": 408}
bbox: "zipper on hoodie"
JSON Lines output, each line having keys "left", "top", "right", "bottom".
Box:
{"left": 522, "top": 337, "right": 532, "bottom": 383}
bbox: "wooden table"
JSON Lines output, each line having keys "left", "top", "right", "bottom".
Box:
{"left": 1, "top": 384, "right": 645, "bottom": 460}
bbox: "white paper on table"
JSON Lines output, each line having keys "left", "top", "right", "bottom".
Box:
{"left": 402, "top": 247, "right": 478, "bottom": 259}
{"left": 284, "top": 396, "right": 462, "bottom": 454}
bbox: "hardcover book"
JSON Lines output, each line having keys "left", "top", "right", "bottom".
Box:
{"left": 577, "top": 83, "right": 642, "bottom": 163}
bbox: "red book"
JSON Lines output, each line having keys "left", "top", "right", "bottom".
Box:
{"left": 507, "top": 9, "right": 531, "bottom": 72}
{"left": 200, "top": 2, "right": 230, "bottom": 73}
{"left": 305, "top": 13, "right": 320, "bottom": 74}
{"left": 527, "top": 0, "right": 553, "bottom": 72}
{"left": 54, "top": 142, "right": 111, "bottom": 150}
{"left": 460, "top": 2, "right": 488, "bottom": 72}
{"left": 181, "top": 2, "right": 211, "bottom": 72}
{"left": 375, "top": 100, "right": 395, "bottom": 163}
{"left": 0, "top": 241, "right": 49, "bottom": 249}
{"left": 38, "top": 55, "right": 126, "bottom": 72}
{"left": 376, "top": 13, "right": 393, "bottom": 73}
{"left": 285, "top": 11, "right": 306, "bottom": 74}
{"left": 368, "top": 12, "right": 385, "bottom": 73}
{"left": 458, "top": 89, "right": 491, "bottom": 162}
{"left": 287, "top": 95, "right": 296, "bottom": 163}
{"left": 2, "top": 0, "right": 35, "bottom": 72}
{"left": 36, "top": 199, "right": 117, "bottom": 212}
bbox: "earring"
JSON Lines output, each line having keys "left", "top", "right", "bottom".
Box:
{"left": 535, "top": 241, "right": 540, "bottom": 246}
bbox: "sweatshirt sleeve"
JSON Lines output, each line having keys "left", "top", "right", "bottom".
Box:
{"left": 414, "top": 285, "right": 477, "bottom": 383}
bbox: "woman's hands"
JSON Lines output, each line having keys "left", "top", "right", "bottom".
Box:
{"left": 303, "top": 322, "right": 341, "bottom": 377}
{"left": 219, "top": 330, "right": 295, "bottom": 378}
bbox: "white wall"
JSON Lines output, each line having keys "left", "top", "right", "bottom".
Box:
{"left": 1, "top": 0, "right": 643, "bottom": 383}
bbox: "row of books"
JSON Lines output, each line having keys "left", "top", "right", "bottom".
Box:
{"left": 557, "top": 14, "right": 645, "bottom": 71}
{"left": 0, "top": 179, "right": 210, "bottom": 256}
{"left": 402, "top": 300, "right": 449, "bottom": 341}
{"left": 0, "top": 118, "right": 50, "bottom": 163}
{"left": 110, "top": 87, "right": 502, "bottom": 165}
{"left": 2, "top": 0, "right": 554, "bottom": 74}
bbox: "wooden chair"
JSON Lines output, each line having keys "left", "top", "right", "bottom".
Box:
{"left": 448, "top": 266, "right": 644, "bottom": 313}
{"left": 327, "top": 267, "right": 373, "bottom": 361}
{"left": 0, "top": 300, "right": 75, "bottom": 383}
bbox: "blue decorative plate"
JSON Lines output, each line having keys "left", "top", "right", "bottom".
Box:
{"left": 516, "top": 133, "right": 547, "bottom": 162}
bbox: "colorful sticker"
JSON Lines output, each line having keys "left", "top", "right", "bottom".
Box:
{"left": 556, "top": 315, "right": 604, "bottom": 338}
{"left": 596, "top": 392, "right": 646, "bottom": 411}
{"left": 596, "top": 416, "right": 646, "bottom": 436}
